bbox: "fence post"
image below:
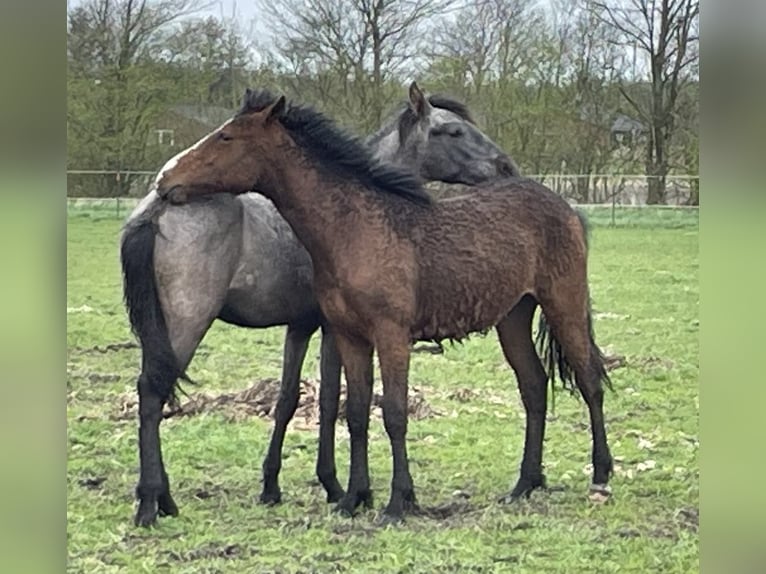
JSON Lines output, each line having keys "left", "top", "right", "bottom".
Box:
{"left": 116, "top": 197, "right": 121, "bottom": 219}
{"left": 611, "top": 174, "right": 616, "bottom": 227}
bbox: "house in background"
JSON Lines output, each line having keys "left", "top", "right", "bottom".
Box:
{"left": 152, "top": 104, "right": 236, "bottom": 150}
{"left": 610, "top": 113, "right": 647, "bottom": 147}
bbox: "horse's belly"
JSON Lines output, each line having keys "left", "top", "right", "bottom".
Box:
{"left": 412, "top": 282, "right": 527, "bottom": 342}
{"left": 220, "top": 268, "right": 319, "bottom": 328}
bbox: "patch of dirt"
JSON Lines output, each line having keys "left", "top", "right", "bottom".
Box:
{"left": 115, "top": 378, "right": 439, "bottom": 426}
{"left": 675, "top": 506, "right": 698, "bottom": 533}
{"left": 604, "top": 353, "right": 627, "bottom": 371}
{"left": 446, "top": 388, "right": 480, "bottom": 403}
{"left": 192, "top": 485, "right": 231, "bottom": 500}
{"left": 413, "top": 500, "right": 476, "bottom": 520}
{"left": 648, "top": 525, "right": 680, "bottom": 541}
{"left": 167, "top": 543, "right": 252, "bottom": 563}
{"left": 70, "top": 341, "right": 139, "bottom": 354}
{"left": 78, "top": 476, "right": 107, "bottom": 490}
{"left": 632, "top": 355, "right": 675, "bottom": 371}
{"left": 86, "top": 372, "right": 122, "bottom": 383}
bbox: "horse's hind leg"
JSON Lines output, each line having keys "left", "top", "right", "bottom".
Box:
{"left": 315, "top": 325, "right": 345, "bottom": 502}
{"left": 134, "top": 206, "right": 239, "bottom": 526}
{"left": 537, "top": 292, "right": 613, "bottom": 496}
{"left": 495, "top": 295, "right": 550, "bottom": 502}
{"left": 260, "top": 322, "right": 316, "bottom": 504}
{"left": 135, "top": 306, "right": 221, "bottom": 527}
{"left": 136, "top": 371, "right": 178, "bottom": 527}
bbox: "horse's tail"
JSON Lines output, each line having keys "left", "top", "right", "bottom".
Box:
{"left": 534, "top": 208, "right": 612, "bottom": 397}
{"left": 120, "top": 210, "right": 191, "bottom": 405}
{"left": 534, "top": 304, "right": 613, "bottom": 395}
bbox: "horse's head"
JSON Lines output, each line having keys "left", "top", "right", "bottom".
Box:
{"left": 398, "top": 82, "right": 519, "bottom": 185}
{"left": 155, "top": 90, "right": 289, "bottom": 203}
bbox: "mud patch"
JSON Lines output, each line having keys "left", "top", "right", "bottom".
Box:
{"left": 632, "top": 355, "right": 675, "bottom": 371}
{"left": 413, "top": 500, "right": 477, "bottom": 520}
{"left": 70, "top": 341, "right": 139, "bottom": 354}
{"left": 115, "top": 378, "right": 439, "bottom": 425}
{"left": 604, "top": 353, "right": 627, "bottom": 371}
{"left": 446, "top": 388, "right": 480, "bottom": 403}
{"left": 675, "top": 506, "right": 698, "bottom": 533}
{"left": 167, "top": 543, "right": 252, "bottom": 563}
{"left": 78, "top": 476, "right": 107, "bottom": 490}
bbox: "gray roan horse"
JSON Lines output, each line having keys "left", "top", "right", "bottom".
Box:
{"left": 121, "top": 83, "right": 518, "bottom": 527}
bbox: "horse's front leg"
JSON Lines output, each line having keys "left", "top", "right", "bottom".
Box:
{"left": 333, "top": 334, "right": 374, "bottom": 516}
{"left": 316, "top": 325, "right": 345, "bottom": 502}
{"left": 376, "top": 323, "right": 417, "bottom": 524}
{"left": 260, "top": 322, "right": 316, "bottom": 504}
{"left": 135, "top": 374, "right": 178, "bottom": 527}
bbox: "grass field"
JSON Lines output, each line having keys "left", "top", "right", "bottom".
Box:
{"left": 67, "top": 210, "right": 699, "bottom": 573}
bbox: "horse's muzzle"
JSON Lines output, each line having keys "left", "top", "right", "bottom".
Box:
{"left": 495, "top": 155, "right": 519, "bottom": 177}
{"left": 158, "top": 184, "right": 188, "bottom": 204}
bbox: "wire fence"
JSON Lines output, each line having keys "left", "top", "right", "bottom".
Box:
{"left": 66, "top": 171, "right": 699, "bottom": 226}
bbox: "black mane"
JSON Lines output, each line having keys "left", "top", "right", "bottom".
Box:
{"left": 238, "top": 90, "right": 432, "bottom": 206}
{"left": 397, "top": 95, "right": 476, "bottom": 146}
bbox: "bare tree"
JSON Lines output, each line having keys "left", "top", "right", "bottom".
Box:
{"left": 593, "top": 0, "right": 699, "bottom": 204}
{"left": 555, "top": 0, "right": 625, "bottom": 201}
{"left": 424, "top": 0, "right": 545, "bottom": 168}
{"left": 68, "top": 0, "right": 205, "bottom": 194}
{"left": 429, "top": 0, "right": 538, "bottom": 98}
{"left": 68, "top": 0, "right": 204, "bottom": 71}
{"left": 259, "top": 0, "right": 452, "bottom": 130}
{"left": 162, "top": 16, "right": 254, "bottom": 109}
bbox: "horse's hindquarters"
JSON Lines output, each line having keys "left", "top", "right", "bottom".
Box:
{"left": 153, "top": 198, "right": 243, "bottom": 368}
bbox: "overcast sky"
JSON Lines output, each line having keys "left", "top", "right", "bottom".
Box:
{"left": 199, "top": 0, "right": 263, "bottom": 32}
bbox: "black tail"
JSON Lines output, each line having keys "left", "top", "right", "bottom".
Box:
{"left": 120, "top": 213, "right": 191, "bottom": 404}
{"left": 534, "top": 208, "right": 612, "bottom": 399}
{"left": 534, "top": 303, "right": 613, "bottom": 395}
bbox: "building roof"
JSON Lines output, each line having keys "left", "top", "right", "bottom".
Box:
{"left": 611, "top": 113, "right": 646, "bottom": 134}
{"left": 169, "top": 104, "right": 235, "bottom": 128}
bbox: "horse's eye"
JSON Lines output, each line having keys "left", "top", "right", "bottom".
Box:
{"left": 218, "top": 132, "right": 233, "bottom": 142}
{"left": 449, "top": 127, "right": 464, "bottom": 138}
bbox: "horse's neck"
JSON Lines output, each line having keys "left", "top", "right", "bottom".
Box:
{"left": 268, "top": 160, "right": 362, "bottom": 271}
{"left": 367, "top": 128, "right": 400, "bottom": 165}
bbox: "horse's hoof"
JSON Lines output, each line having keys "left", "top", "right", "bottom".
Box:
{"left": 497, "top": 492, "right": 519, "bottom": 505}
{"left": 325, "top": 486, "right": 345, "bottom": 504}
{"left": 499, "top": 475, "right": 546, "bottom": 504}
{"left": 333, "top": 500, "right": 356, "bottom": 518}
{"left": 259, "top": 489, "right": 282, "bottom": 506}
{"left": 588, "top": 483, "right": 612, "bottom": 504}
{"left": 361, "top": 490, "right": 375, "bottom": 509}
{"left": 134, "top": 503, "right": 158, "bottom": 528}
{"left": 158, "top": 493, "right": 179, "bottom": 517}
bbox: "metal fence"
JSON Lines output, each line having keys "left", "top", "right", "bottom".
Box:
{"left": 67, "top": 171, "right": 699, "bottom": 223}
{"left": 425, "top": 174, "right": 699, "bottom": 206}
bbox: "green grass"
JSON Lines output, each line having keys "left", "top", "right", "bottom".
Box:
{"left": 577, "top": 205, "right": 698, "bottom": 229}
{"left": 67, "top": 216, "right": 698, "bottom": 573}
{"left": 66, "top": 198, "right": 699, "bottom": 229}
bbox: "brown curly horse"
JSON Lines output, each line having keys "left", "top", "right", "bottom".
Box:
{"left": 156, "top": 89, "right": 614, "bottom": 524}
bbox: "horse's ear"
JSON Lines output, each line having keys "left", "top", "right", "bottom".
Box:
{"left": 242, "top": 88, "right": 253, "bottom": 107}
{"left": 264, "top": 95, "right": 287, "bottom": 124}
{"left": 409, "top": 81, "right": 431, "bottom": 118}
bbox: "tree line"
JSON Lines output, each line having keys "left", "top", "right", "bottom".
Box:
{"left": 67, "top": 0, "right": 699, "bottom": 204}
